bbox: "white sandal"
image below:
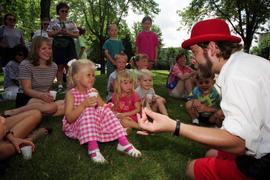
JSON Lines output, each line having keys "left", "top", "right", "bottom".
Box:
{"left": 117, "top": 143, "right": 142, "bottom": 158}
{"left": 88, "top": 149, "right": 107, "bottom": 164}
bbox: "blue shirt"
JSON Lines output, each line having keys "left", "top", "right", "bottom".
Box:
{"left": 102, "top": 38, "right": 124, "bottom": 67}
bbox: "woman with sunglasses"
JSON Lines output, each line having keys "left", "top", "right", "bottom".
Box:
{"left": 0, "top": 13, "right": 25, "bottom": 70}
{"left": 167, "top": 53, "right": 197, "bottom": 98}
{"left": 185, "top": 72, "right": 222, "bottom": 126}
{"left": 32, "top": 17, "right": 50, "bottom": 39}
{"left": 47, "top": 2, "right": 79, "bottom": 92}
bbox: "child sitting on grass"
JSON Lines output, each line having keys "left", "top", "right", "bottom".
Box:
{"left": 135, "top": 69, "right": 168, "bottom": 116}
{"left": 106, "top": 52, "right": 127, "bottom": 102}
{"left": 63, "top": 59, "right": 141, "bottom": 164}
{"left": 2, "top": 45, "right": 28, "bottom": 100}
{"left": 129, "top": 54, "right": 149, "bottom": 87}
{"left": 185, "top": 72, "right": 221, "bottom": 126}
{"left": 112, "top": 70, "right": 143, "bottom": 132}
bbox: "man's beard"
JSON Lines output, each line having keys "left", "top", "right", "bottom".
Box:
{"left": 198, "top": 51, "right": 213, "bottom": 77}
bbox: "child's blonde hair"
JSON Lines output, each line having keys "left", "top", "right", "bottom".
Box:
{"left": 115, "top": 52, "right": 128, "bottom": 62}
{"left": 113, "top": 70, "right": 134, "bottom": 107}
{"left": 108, "top": 23, "right": 117, "bottom": 32}
{"left": 138, "top": 69, "right": 153, "bottom": 80}
{"left": 130, "top": 54, "right": 149, "bottom": 69}
{"left": 67, "top": 59, "right": 96, "bottom": 89}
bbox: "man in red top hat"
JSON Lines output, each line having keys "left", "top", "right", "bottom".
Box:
{"left": 137, "top": 18, "right": 270, "bottom": 179}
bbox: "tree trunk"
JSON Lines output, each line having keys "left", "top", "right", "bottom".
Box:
{"left": 40, "top": 0, "right": 51, "bottom": 20}
{"left": 243, "top": 37, "right": 252, "bottom": 53}
{"left": 99, "top": 38, "right": 105, "bottom": 74}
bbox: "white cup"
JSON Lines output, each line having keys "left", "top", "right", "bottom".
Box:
{"left": 49, "top": 90, "right": 57, "bottom": 100}
{"left": 88, "top": 92, "right": 98, "bottom": 97}
{"left": 146, "top": 93, "right": 153, "bottom": 103}
{"left": 21, "top": 145, "right": 32, "bottom": 160}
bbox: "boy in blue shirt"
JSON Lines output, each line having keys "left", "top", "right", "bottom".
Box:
{"left": 103, "top": 24, "right": 124, "bottom": 76}
{"left": 185, "top": 72, "right": 222, "bottom": 126}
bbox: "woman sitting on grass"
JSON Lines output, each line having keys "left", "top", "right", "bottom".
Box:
{"left": 4, "top": 37, "right": 64, "bottom": 117}
{"left": 0, "top": 110, "right": 51, "bottom": 160}
{"left": 167, "top": 53, "right": 196, "bottom": 98}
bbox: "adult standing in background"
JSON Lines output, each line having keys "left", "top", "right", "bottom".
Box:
{"left": 0, "top": 13, "right": 24, "bottom": 70}
{"left": 47, "top": 2, "right": 79, "bottom": 91}
{"left": 32, "top": 17, "right": 50, "bottom": 39}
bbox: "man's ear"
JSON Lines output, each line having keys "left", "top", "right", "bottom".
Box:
{"left": 208, "top": 41, "right": 218, "bottom": 57}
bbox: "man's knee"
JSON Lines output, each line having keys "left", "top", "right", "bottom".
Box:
{"left": 186, "top": 160, "right": 196, "bottom": 180}
{"left": 205, "top": 149, "right": 218, "bottom": 157}
{"left": 185, "top": 101, "right": 192, "bottom": 109}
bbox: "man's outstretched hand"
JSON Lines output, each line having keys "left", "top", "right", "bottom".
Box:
{"left": 137, "top": 108, "right": 176, "bottom": 133}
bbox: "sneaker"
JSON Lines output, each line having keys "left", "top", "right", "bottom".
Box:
{"left": 117, "top": 143, "right": 142, "bottom": 158}
{"left": 192, "top": 119, "right": 199, "bottom": 125}
{"left": 88, "top": 149, "right": 107, "bottom": 164}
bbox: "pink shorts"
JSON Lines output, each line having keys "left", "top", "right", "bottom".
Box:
{"left": 194, "top": 151, "right": 251, "bottom": 180}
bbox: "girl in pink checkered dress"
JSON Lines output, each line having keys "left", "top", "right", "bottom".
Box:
{"left": 63, "top": 59, "right": 141, "bottom": 164}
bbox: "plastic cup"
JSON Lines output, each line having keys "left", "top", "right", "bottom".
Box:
{"left": 49, "top": 90, "right": 57, "bottom": 100}
{"left": 146, "top": 93, "right": 153, "bottom": 103}
{"left": 21, "top": 145, "right": 32, "bottom": 160}
{"left": 88, "top": 92, "right": 98, "bottom": 97}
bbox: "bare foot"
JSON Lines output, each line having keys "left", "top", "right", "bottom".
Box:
{"left": 3, "top": 110, "right": 15, "bottom": 117}
{"left": 27, "top": 128, "right": 52, "bottom": 141}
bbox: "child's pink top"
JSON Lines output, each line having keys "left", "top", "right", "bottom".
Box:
{"left": 136, "top": 31, "right": 159, "bottom": 62}
{"left": 112, "top": 91, "right": 141, "bottom": 122}
{"left": 172, "top": 64, "right": 193, "bottom": 76}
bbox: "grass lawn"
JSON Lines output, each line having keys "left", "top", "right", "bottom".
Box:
{"left": 0, "top": 70, "right": 207, "bottom": 180}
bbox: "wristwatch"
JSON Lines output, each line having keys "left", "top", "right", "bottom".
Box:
{"left": 173, "top": 120, "right": 181, "bottom": 136}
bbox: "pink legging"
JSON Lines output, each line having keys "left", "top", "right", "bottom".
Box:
{"left": 88, "top": 136, "right": 129, "bottom": 152}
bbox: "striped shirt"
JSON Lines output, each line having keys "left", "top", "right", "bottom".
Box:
{"left": 18, "top": 60, "right": 57, "bottom": 93}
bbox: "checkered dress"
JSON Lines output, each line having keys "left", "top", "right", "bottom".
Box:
{"left": 63, "top": 88, "right": 126, "bottom": 144}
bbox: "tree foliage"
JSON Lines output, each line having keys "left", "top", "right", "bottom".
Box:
{"left": 72, "top": 0, "right": 159, "bottom": 73}
{"left": 1, "top": 0, "right": 40, "bottom": 40}
{"left": 1, "top": 0, "right": 160, "bottom": 73}
{"left": 178, "top": 0, "right": 270, "bottom": 52}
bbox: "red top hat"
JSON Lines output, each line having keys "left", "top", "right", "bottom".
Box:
{"left": 182, "top": 18, "right": 241, "bottom": 49}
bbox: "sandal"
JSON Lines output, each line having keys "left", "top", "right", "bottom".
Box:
{"left": 88, "top": 149, "right": 107, "bottom": 164}
{"left": 117, "top": 143, "right": 142, "bottom": 158}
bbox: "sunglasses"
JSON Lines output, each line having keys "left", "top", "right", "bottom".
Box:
{"left": 7, "top": 17, "right": 16, "bottom": 22}
{"left": 60, "top": 10, "right": 68, "bottom": 13}
{"left": 198, "top": 80, "right": 210, "bottom": 85}
{"left": 43, "top": 23, "right": 49, "bottom": 26}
